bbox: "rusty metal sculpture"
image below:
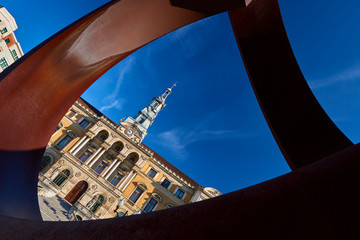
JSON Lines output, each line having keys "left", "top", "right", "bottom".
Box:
{"left": 0, "top": 0, "right": 358, "bottom": 239}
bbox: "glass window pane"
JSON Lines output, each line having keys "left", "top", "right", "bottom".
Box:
{"left": 40, "top": 156, "right": 51, "bottom": 171}
{"left": 175, "top": 189, "right": 184, "bottom": 199}
{"left": 94, "top": 161, "right": 108, "bottom": 174}
{"left": 79, "top": 119, "right": 89, "bottom": 128}
{"left": 147, "top": 169, "right": 157, "bottom": 178}
{"left": 161, "top": 179, "right": 170, "bottom": 189}
{"left": 79, "top": 150, "right": 92, "bottom": 163}
{"left": 143, "top": 198, "right": 157, "bottom": 213}
{"left": 0, "top": 57, "right": 9, "bottom": 70}
{"left": 57, "top": 135, "right": 73, "bottom": 149}
{"left": 110, "top": 173, "right": 123, "bottom": 186}
{"left": 129, "top": 188, "right": 143, "bottom": 203}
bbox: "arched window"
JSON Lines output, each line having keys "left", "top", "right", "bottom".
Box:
{"left": 90, "top": 195, "right": 105, "bottom": 213}
{"left": 53, "top": 169, "right": 70, "bottom": 186}
{"left": 143, "top": 198, "right": 157, "bottom": 213}
{"left": 97, "top": 131, "right": 108, "bottom": 141}
{"left": 114, "top": 145, "right": 122, "bottom": 152}
{"left": 39, "top": 156, "right": 51, "bottom": 171}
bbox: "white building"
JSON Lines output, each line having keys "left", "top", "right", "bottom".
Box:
{"left": 0, "top": 6, "right": 23, "bottom": 72}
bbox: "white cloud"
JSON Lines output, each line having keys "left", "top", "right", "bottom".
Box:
{"left": 99, "top": 55, "right": 135, "bottom": 112}
{"left": 153, "top": 124, "right": 255, "bottom": 161}
{"left": 309, "top": 64, "right": 360, "bottom": 89}
{"left": 99, "top": 99, "right": 124, "bottom": 112}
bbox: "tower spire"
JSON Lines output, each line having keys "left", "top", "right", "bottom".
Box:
{"left": 123, "top": 84, "right": 175, "bottom": 141}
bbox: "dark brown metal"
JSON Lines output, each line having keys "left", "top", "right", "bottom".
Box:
{"left": 0, "top": 0, "right": 359, "bottom": 238}
{"left": 228, "top": 0, "right": 353, "bottom": 170}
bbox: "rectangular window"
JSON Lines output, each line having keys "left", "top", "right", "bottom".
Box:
{"left": 161, "top": 179, "right": 171, "bottom": 189}
{"left": 57, "top": 135, "right": 73, "bottom": 150}
{"left": 94, "top": 161, "right": 108, "bottom": 174}
{"left": 129, "top": 188, "right": 144, "bottom": 203}
{"left": 109, "top": 173, "right": 123, "bottom": 186}
{"left": 11, "top": 49, "right": 18, "bottom": 61}
{"left": 147, "top": 169, "right": 157, "bottom": 179}
{"left": 1, "top": 27, "right": 7, "bottom": 34}
{"left": 79, "top": 150, "right": 92, "bottom": 163}
{"left": 5, "top": 38, "right": 10, "bottom": 44}
{"left": 143, "top": 198, "right": 157, "bottom": 213}
{"left": 67, "top": 109, "right": 76, "bottom": 118}
{"left": 79, "top": 119, "right": 90, "bottom": 128}
{"left": 175, "top": 189, "right": 185, "bottom": 199}
{"left": 0, "top": 57, "right": 8, "bottom": 70}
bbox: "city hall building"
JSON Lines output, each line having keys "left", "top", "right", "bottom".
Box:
{"left": 37, "top": 86, "right": 221, "bottom": 220}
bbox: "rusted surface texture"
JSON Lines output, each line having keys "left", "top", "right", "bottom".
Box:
{"left": 228, "top": 0, "right": 353, "bottom": 169}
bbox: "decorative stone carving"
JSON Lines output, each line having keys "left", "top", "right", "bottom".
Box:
{"left": 96, "top": 122, "right": 102, "bottom": 127}
{"left": 75, "top": 172, "right": 81, "bottom": 178}
{"left": 58, "top": 159, "right": 65, "bottom": 165}
{"left": 67, "top": 130, "right": 78, "bottom": 138}
{"left": 108, "top": 197, "right": 115, "bottom": 204}
{"left": 91, "top": 185, "right": 97, "bottom": 190}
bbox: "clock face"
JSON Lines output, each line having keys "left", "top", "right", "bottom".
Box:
{"left": 126, "top": 128, "right": 133, "bottom": 135}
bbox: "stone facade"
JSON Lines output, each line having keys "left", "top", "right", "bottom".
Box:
{"left": 0, "top": 6, "right": 23, "bottom": 73}
{"left": 38, "top": 95, "right": 221, "bottom": 220}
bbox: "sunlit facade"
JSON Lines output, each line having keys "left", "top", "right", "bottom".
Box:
{"left": 0, "top": 6, "right": 23, "bottom": 73}
{"left": 38, "top": 88, "right": 221, "bottom": 220}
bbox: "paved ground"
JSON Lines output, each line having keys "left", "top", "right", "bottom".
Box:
{"left": 38, "top": 196, "right": 73, "bottom": 221}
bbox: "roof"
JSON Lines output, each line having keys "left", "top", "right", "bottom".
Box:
{"left": 141, "top": 143, "right": 199, "bottom": 188}
{"left": 77, "top": 97, "right": 119, "bottom": 126}
{"left": 76, "top": 97, "right": 199, "bottom": 188}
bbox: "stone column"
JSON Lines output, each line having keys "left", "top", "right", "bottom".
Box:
{"left": 88, "top": 148, "right": 106, "bottom": 168}
{"left": 68, "top": 135, "right": 87, "bottom": 154}
{"left": 85, "top": 147, "right": 102, "bottom": 166}
{"left": 120, "top": 172, "right": 137, "bottom": 192}
{"left": 101, "top": 159, "right": 118, "bottom": 178}
{"left": 72, "top": 137, "right": 90, "bottom": 156}
{"left": 104, "top": 161, "right": 121, "bottom": 180}
{"left": 117, "top": 170, "right": 134, "bottom": 191}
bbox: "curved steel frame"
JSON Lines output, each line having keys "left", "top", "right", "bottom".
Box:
{"left": 0, "top": 0, "right": 358, "bottom": 238}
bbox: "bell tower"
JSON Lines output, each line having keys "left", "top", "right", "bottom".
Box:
{"left": 122, "top": 83, "right": 176, "bottom": 142}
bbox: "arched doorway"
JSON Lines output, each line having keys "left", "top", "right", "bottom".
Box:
{"left": 65, "top": 181, "right": 88, "bottom": 204}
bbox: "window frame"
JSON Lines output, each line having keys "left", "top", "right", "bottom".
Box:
{"left": 161, "top": 178, "right": 171, "bottom": 189}
{"left": 129, "top": 187, "right": 144, "bottom": 203}
{"left": 109, "top": 172, "right": 123, "bottom": 186}
{"left": 79, "top": 150, "right": 92, "bottom": 163}
{"left": 57, "top": 135, "right": 73, "bottom": 150}
{"left": 39, "top": 156, "right": 51, "bottom": 171}
{"left": 174, "top": 188, "right": 185, "bottom": 200}
{"left": 0, "top": 57, "right": 9, "bottom": 70}
{"left": 79, "top": 119, "right": 90, "bottom": 128}
{"left": 147, "top": 168, "right": 157, "bottom": 179}
{"left": 143, "top": 198, "right": 158, "bottom": 213}
{"left": 94, "top": 161, "right": 108, "bottom": 175}
{"left": 1, "top": 27, "right": 7, "bottom": 34}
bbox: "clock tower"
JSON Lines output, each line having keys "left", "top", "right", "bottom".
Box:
{"left": 121, "top": 83, "right": 176, "bottom": 142}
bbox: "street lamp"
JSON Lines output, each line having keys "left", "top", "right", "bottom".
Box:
{"left": 114, "top": 198, "right": 127, "bottom": 217}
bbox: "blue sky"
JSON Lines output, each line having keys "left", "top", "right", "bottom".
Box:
{"left": 3, "top": 0, "right": 360, "bottom": 194}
